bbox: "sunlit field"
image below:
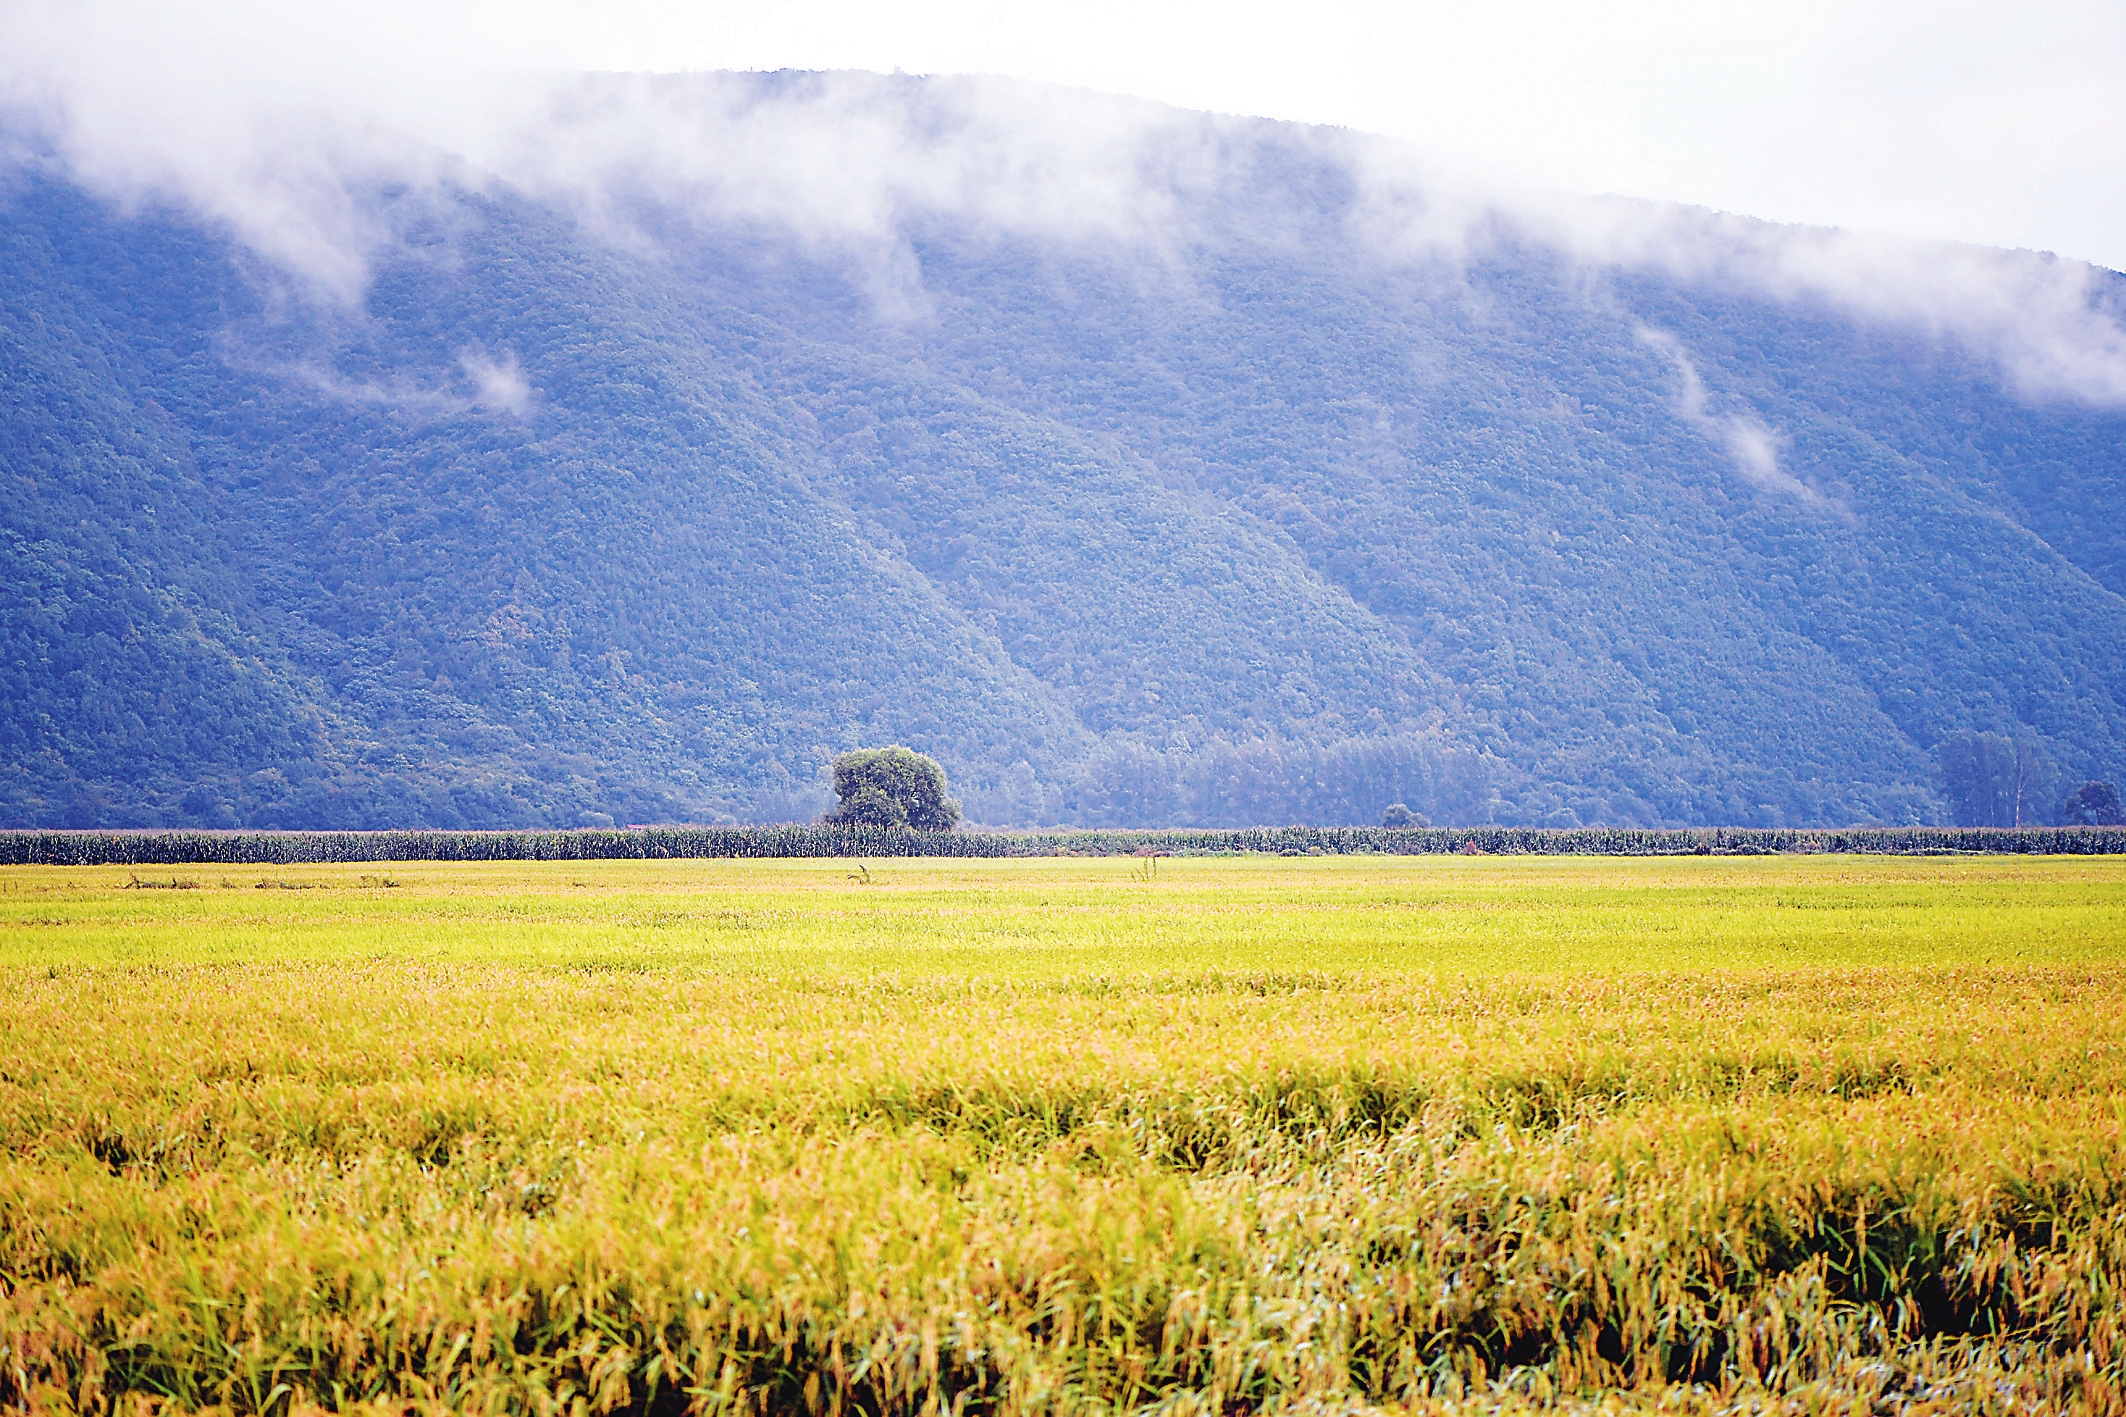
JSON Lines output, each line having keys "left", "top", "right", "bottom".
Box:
{"left": 4, "top": 856, "right": 2124, "bottom": 1414}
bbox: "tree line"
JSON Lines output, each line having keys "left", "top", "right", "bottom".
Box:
{"left": 1935, "top": 731, "right": 2122, "bottom": 826}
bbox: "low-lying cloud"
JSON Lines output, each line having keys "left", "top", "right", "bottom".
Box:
{"left": 1637, "top": 328, "right": 1829, "bottom": 508}
{"left": 0, "top": 5, "right": 1223, "bottom": 300}
{"left": 458, "top": 347, "right": 534, "bottom": 416}
{"left": 232, "top": 342, "right": 535, "bottom": 418}
{"left": 1528, "top": 194, "right": 2126, "bottom": 407}
{"left": 6, "top": 0, "right": 2126, "bottom": 411}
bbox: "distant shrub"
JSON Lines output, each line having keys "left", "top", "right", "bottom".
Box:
{"left": 2062, "top": 780, "right": 2125, "bottom": 826}
{"left": 824, "top": 747, "right": 961, "bottom": 832}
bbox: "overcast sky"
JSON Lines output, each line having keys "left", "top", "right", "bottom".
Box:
{"left": 4, "top": 0, "right": 2122, "bottom": 274}
{"left": 13, "top": 0, "right": 2106, "bottom": 270}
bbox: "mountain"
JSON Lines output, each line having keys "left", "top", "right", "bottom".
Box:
{"left": 3, "top": 72, "right": 2124, "bottom": 829}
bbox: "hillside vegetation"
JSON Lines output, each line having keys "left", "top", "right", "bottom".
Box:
{"left": 3, "top": 74, "right": 2124, "bottom": 827}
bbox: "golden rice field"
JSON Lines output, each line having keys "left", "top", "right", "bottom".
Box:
{"left": 3, "top": 854, "right": 2125, "bottom": 1415}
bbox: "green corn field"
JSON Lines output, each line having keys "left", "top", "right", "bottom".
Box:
{"left": 3, "top": 823, "right": 2125, "bottom": 867}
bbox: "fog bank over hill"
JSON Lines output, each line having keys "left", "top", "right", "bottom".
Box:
{"left": 2, "top": 70, "right": 2123, "bottom": 828}
{"left": 8, "top": 57, "right": 2124, "bottom": 390}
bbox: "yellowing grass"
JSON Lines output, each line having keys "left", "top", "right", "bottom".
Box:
{"left": 2, "top": 856, "right": 2124, "bottom": 1414}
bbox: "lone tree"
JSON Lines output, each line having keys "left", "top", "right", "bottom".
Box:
{"left": 825, "top": 747, "right": 962, "bottom": 831}
{"left": 1380, "top": 802, "right": 1428, "bottom": 827}
{"left": 2062, "top": 780, "right": 2125, "bottom": 826}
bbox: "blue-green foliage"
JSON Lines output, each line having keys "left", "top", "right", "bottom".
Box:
{"left": 2063, "top": 781, "right": 2125, "bottom": 826}
{"left": 2, "top": 117, "right": 2124, "bottom": 829}
{"left": 1936, "top": 732, "right": 2059, "bottom": 827}
{"left": 826, "top": 747, "right": 961, "bottom": 831}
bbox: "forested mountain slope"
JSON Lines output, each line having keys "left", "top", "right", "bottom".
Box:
{"left": 3, "top": 73, "right": 2123, "bottom": 828}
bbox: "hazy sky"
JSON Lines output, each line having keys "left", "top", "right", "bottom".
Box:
{"left": 7, "top": 0, "right": 2126, "bottom": 415}
{"left": 12, "top": 0, "right": 2109, "bottom": 270}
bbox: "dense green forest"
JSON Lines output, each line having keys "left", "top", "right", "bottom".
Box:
{"left": 3, "top": 79, "right": 2123, "bottom": 828}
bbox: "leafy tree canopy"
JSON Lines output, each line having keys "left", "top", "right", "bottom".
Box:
{"left": 1936, "top": 733, "right": 2059, "bottom": 827}
{"left": 2062, "top": 780, "right": 2125, "bottom": 826}
{"left": 826, "top": 748, "right": 961, "bottom": 832}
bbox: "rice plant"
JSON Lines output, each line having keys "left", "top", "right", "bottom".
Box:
{"left": 2, "top": 856, "right": 2123, "bottom": 1413}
